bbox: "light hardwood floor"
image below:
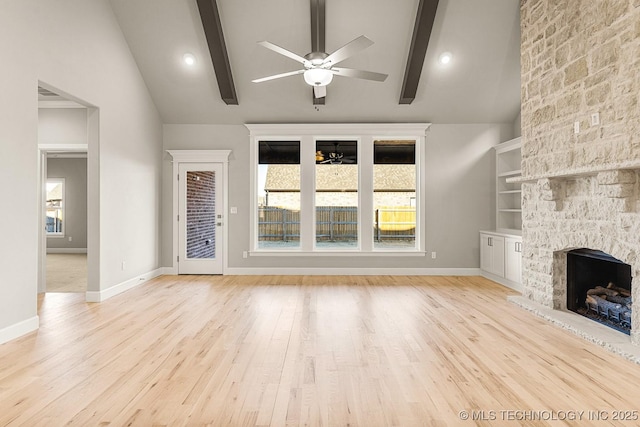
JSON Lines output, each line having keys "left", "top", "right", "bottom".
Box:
{"left": 1, "top": 275, "right": 640, "bottom": 426}
{"left": 46, "top": 253, "right": 87, "bottom": 293}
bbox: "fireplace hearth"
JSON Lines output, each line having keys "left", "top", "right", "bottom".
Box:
{"left": 567, "top": 249, "right": 632, "bottom": 335}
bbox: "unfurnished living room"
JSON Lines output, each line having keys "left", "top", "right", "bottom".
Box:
{"left": 2, "top": 0, "right": 640, "bottom": 425}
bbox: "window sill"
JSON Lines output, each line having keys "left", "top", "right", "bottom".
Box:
{"left": 250, "top": 250, "right": 426, "bottom": 257}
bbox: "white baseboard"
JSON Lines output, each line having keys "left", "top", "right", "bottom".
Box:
{"left": 0, "top": 315, "right": 39, "bottom": 345}
{"left": 85, "top": 268, "right": 163, "bottom": 302}
{"left": 46, "top": 248, "right": 88, "bottom": 254}
{"left": 224, "top": 267, "right": 481, "bottom": 276}
{"left": 161, "top": 266, "right": 178, "bottom": 275}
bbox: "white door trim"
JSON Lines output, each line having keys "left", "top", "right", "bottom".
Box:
{"left": 167, "top": 150, "right": 231, "bottom": 275}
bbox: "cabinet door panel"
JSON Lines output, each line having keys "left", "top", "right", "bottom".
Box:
{"left": 505, "top": 237, "right": 522, "bottom": 283}
{"left": 480, "top": 234, "right": 493, "bottom": 272}
{"left": 480, "top": 233, "right": 505, "bottom": 277}
{"left": 490, "top": 236, "right": 505, "bottom": 276}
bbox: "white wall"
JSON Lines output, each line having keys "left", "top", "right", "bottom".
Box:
{"left": 513, "top": 110, "right": 522, "bottom": 137}
{"left": 0, "top": 0, "right": 162, "bottom": 343}
{"left": 163, "top": 123, "right": 512, "bottom": 271}
{"left": 38, "top": 108, "right": 87, "bottom": 145}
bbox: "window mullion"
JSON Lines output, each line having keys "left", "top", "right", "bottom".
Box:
{"left": 299, "top": 135, "right": 315, "bottom": 251}
{"left": 360, "top": 136, "right": 374, "bottom": 251}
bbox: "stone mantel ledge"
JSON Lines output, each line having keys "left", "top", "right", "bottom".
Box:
{"left": 507, "top": 162, "right": 640, "bottom": 184}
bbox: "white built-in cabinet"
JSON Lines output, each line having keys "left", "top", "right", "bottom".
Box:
{"left": 480, "top": 231, "right": 521, "bottom": 291}
{"left": 480, "top": 137, "right": 523, "bottom": 291}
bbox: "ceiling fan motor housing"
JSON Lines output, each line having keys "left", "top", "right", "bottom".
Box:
{"left": 304, "top": 51, "right": 329, "bottom": 65}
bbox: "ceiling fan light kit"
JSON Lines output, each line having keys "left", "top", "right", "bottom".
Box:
{"left": 304, "top": 68, "right": 333, "bottom": 86}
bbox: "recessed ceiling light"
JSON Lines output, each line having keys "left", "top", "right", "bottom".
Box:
{"left": 438, "top": 52, "right": 452, "bottom": 65}
{"left": 183, "top": 53, "right": 196, "bottom": 66}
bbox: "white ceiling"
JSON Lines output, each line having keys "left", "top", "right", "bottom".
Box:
{"left": 108, "top": 0, "right": 521, "bottom": 125}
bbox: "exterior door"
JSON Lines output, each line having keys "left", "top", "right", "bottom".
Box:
{"left": 178, "top": 163, "right": 223, "bottom": 274}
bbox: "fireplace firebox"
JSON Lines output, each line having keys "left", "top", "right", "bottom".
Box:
{"left": 567, "top": 249, "right": 632, "bottom": 335}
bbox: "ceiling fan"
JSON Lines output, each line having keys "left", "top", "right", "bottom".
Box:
{"left": 252, "top": 35, "right": 388, "bottom": 99}
{"left": 316, "top": 142, "right": 356, "bottom": 164}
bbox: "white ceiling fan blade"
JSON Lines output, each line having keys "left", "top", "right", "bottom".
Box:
{"left": 323, "top": 35, "right": 374, "bottom": 66}
{"left": 257, "top": 41, "right": 310, "bottom": 67}
{"left": 313, "top": 85, "right": 326, "bottom": 98}
{"left": 252, "top": 69, "right": 305, "bottom": 83}
{"left": 331, "top": 67, "right": 388, "bottom": 82}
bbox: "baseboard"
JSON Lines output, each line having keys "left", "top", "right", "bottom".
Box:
{"left": 85, "top": 268, "right": 163, "bottom": 302}
{"left": 161, "top": 266, "right": 178, "bottom": 275}
{"left": 46, "top": 248, "right": 88, "bottom": 254}
{"left": 0, "top": 316, "right": 39, "bottom": 345}
{"left": 224, "top": 267, "right": 481, "bottom": 276}
{"left": 481, "top": 271, "right": 522, "bottom": 292}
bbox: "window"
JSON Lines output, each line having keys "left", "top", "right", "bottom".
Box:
{"left": 373, "top": 140, "right": 416, "bottom": 249}
{"left": 46, "top": 179, "right": 65, "bottom": 236}
{"left": 248, "top": 124, "right": 429, "bottom": 254}
{"left": 315, "top": 140, "right": 358, "bottom": 249}
{"left": 257, "top": 141, "right": 301, "bottom": 249}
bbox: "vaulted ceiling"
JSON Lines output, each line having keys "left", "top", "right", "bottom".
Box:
{"left": 108, "top": 0, "right": 520, "bottom": 125}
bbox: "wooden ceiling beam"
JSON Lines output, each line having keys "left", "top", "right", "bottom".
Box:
{"left": 399, "top": 0, "right": 439, "bottom": 104}
{"left": 310, "top": 0, "right": 326, "bottom": 53}
{"left": 196, "top": 0, "right": 238, "bottom": 105}
{"left": 310, "top": 0, "right": 326, "bottom": 105}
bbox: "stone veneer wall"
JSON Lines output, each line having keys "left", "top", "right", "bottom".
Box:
{"left": 520, "top": 0, "right": 640, "bottom": 344}
{"left": 521, "top": 0, "right": 640, "bottom": 177}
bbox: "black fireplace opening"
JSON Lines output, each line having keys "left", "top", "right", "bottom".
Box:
{"left": 567, "top": 249, "right": 632, "bottom": 335}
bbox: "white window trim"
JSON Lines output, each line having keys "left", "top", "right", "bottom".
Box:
{"left": 46, "top": 178, "right": 65, "bottom": 237}
{"left": 246, "top": 123, "right": 430, "bottom": 255}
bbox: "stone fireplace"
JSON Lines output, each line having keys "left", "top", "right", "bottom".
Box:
{"left": 517, "top": 171, "right": 640, "bottom": 347}
{"left": 508, "top": 170, "right": 640, "bottom": 362}
{"left": 516, "top": 0, "right": 640, "bottom": 360}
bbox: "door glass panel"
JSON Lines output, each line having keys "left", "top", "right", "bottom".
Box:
{"left": 315, "top": 140, "right": 358, "bottom": 249}
{"left": 258, "top": 141, "right": 301, "bottom": 249}
{"left": 186, "top": 171, "right": 216, "bottom": 259}
{"left": 373, "top": 140, "right": 416, "bottom": 249}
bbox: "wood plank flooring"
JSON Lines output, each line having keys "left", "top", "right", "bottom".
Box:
{"left": 1, "top": 275, "right": 640, "bottom": 426}
{"left": 46, "top": 253, "right": 87, "bottom": 293}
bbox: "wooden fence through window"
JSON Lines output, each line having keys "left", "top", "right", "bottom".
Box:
{"left": 258, "top": 206, "right": 415, "bottom": 241}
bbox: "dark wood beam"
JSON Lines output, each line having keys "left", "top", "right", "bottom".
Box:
{"left": 196, "top": 0, "right": 238, "bottom": 105}
{"left": 310, "top": 0, "right": 325, "bottom": 105}
{"left": 399, "top": 0, "right": 439, "bottom": 104}
{"left": 310, "top": 0, "right": 326, "bottom": 53}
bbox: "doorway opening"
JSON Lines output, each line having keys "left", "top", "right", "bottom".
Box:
{"left": 37, "top": 82, "right": 99, "bottom": 299}
{"left": 45, "top": 153, "right": 88, "bottom": 293}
